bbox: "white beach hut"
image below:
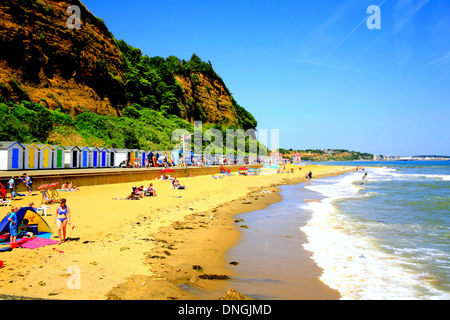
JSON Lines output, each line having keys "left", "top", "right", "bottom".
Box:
{"left": 0, "top": 141, "right": 25, "bottom": 171}
{"left": 65, "top": 146, "right": 81, "bottom": 169}
{"left": 108, "top": 148, "right": 117, "bottom": 168}
{"left": 114, "top": 149, "right": 129, "bottom": 167}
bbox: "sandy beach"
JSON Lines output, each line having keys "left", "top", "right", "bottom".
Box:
{"left": 0, "top": 164, "right": 353, "bottom": 300}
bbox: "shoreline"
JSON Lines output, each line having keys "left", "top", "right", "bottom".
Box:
{"left": 0, "top": 165, "right": 354, "bottom": 300}
{"left": 107, "top": 166, "right": 352, "bottom": 300}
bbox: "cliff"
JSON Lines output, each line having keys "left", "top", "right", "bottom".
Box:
{"left": 0, "top": 0, "right": 257, "bottom": 132}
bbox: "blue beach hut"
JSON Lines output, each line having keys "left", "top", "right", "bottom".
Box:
{"left": 140, "top": 150, "right": 147, "bottom": 167}
{"left": 90, "top": 147, "right": 101, "bottom": 168}
{"left": 79, "top": 147, "right": 91, "bottom": 168}
{"left": 100, "top": 148, "right": 109, "bottom": 168}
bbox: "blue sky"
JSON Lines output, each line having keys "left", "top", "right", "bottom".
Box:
{"left": 82, "top": 0, "right": 450, "bottom": 156}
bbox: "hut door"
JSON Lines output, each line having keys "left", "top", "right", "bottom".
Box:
{"left": 12, "top": 148, "right": 20, "bottom": 169}
{"left": 57, "top": 150, "right": 63, "bottom": 167}
{"left": 43, "top": 149, "right": 50, "bottom": 168}
{"left": 83, "top": 151, "right": 88, "bottom": 167}
{"left": 102, "top": 152, "right": 106, "bottom": 167}
{"left": 110, "top": 153, "right": 115, "bottom": 167}
{"left": 73, "top": 151, "right": 78, "bottom": 167}
{"left": 28, "top": 148, "right": 35, "bottom": 168}
{"left": 93, "top": 151, "right": 98, "bottom": 167}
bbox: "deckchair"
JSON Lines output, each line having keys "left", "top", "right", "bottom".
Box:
{"left": 48, "top": 183, "right": 60, "bottom": 202}
{"left": 131, "top": 187, "right": 141, "bottom": 200}
{"left": 40, "top": 190, "right": 55, "bottom": 205}
{"left": 0, "top": 200, "right": 11, "bottom": 207}
{"left": 38, "top": 184, "right": 57, "bottom": 205}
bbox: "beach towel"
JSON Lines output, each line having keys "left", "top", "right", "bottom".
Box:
{"left": 18, "top": 237, "right": 59, "bottom": 249}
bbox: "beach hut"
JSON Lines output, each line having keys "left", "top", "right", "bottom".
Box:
{"left": 52, "top": 145, "right": 66, "bottom": 169}
{"left": 108, "top": 148, "right": 117, "bottom": 168}
{"left": 128, "top": 149, "right": 139, "bottom": 166}
{"left": 37, "top": 144, "right": 54, "bottom": 170}
{"left": 79, "top": 147, "right": 91, "bottom": 168}
{"left": 114, "top": 149, "right": 128, "bottom": 167}
{"left": 90, "top": 147, "right": 101, "bottom": 168}
{"left": 99, "top": 148, "right": 109, "bottom": 168}
{"left": 0, "top": 141, "right": 25, "bottom": 171}
{"left": 65, "top": 146, "right": 81, "bottom": 169}
{"left": 23, "top": 143, "right": 40, "bottom": 170}
{"left": 140, "top": 150, "right": 147, "bottom": 167}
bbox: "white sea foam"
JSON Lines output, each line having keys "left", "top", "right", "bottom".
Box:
{"left": 300, "top": 172, "right": 450, "bottom": 300}
{"left": 368, "top": 167, "right": 450, "bottom": 181}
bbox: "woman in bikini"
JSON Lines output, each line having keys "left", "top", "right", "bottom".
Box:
{"left": 54, "top": 198, "right": 71, "bottom": 244}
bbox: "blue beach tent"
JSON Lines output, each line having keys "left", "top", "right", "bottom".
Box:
{"left": 0, "top": 207, "right": 53, "bottom": 236}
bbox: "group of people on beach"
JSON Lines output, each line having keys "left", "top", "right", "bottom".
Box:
{"left": 118, "top": 183, "right": 158, "bottom": 200}
{"left": 0, "top": 173, "right": 33, "bottom": 201}
{"left": 61, "top": 182, "right": 79, "bottom": 192}
{"left": 4, "top": 197, "right": 71, "bottom": 248}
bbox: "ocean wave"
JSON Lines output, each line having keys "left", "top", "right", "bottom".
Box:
{"left": 300, "top": 202, "right": 450, "bottom": 300}
{"left": 366, "top": 167, "right": 450, "bottom": 181}
{"left": 300, "top": 172, "right": 450, "bottom": 300}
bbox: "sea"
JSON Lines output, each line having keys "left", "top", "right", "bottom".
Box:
{"left": 227, "top": 161, "right": 450, "bottom": 300}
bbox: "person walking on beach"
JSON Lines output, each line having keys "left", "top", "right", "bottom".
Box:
{"left": 54, "top": 198, "right": 71, "bottom": 244}
{"left": 306, "top": 171, "right": 313, "bottom": 184}
{"left": 7, "top": 177, "right": 15, "bottom": 200}
{"left": 7, "top": 206, "right": 19, "bottom": 248}
{"left": 22, "top": 173, "right": 32, "bottom": 196}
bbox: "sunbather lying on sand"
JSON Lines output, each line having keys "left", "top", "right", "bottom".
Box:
{"left": 172, "top": 179, "right": 186, "bottom": 189}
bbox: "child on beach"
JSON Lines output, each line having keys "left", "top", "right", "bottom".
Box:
{"left": 54, "top": 199, "right": 71, "bottom": 244}
{"left": 7, "top": 206, "right": 19, "bottom": 247}
{"left": 18, "top": 219, "right": 34, "bottom": 238}
{"left": 28, "top": 202, "right": 37, "bottom": 211}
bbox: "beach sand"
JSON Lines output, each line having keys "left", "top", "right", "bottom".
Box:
{"left": 0, "top": 165, "right": 353, "bottom": 300}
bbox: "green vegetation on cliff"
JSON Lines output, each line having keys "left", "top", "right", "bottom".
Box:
{"left": 0, "top": 0, "right": 258, "bottom": 151}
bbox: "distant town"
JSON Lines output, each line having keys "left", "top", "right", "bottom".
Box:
{"left": 373, "top": 155, "right": 450, "bottom": 161}
{"left": 280, "top": 148, "right": 449, "bottom": 162}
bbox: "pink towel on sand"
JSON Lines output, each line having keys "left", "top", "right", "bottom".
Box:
{"left": 19, "top": 237, "right": 59, "bottom": 249}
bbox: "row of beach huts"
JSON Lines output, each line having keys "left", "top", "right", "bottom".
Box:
{"left": 0, "top": 141, "right": 175, "bottom": 171}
